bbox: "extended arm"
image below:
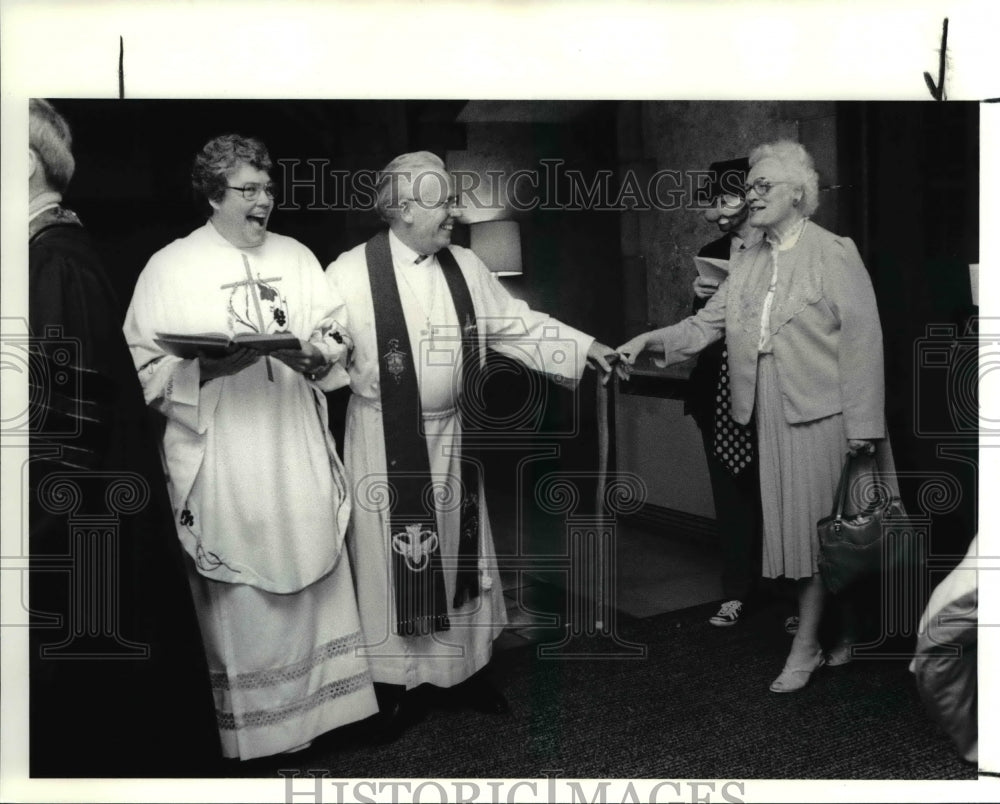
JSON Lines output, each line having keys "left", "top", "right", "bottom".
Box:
{"left": 617, "top": 277, "right": 728, "bottom": 370}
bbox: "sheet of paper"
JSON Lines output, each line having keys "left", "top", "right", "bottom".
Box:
{"left": 693, "top": 255, "right": 730, "bottom": 285}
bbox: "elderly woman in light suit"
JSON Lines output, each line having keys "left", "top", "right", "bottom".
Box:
{"left": 618, "top": 140, "right": 891, "bottom": 692}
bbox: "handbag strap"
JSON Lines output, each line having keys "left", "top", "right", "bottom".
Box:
{"left": 831, "top": 451, "right": 885, "bottom": 521}
{"left": 830, "top": 452, "right": 857, "bottom": 522}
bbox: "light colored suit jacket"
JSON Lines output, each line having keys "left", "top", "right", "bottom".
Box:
{"left": 651, "top": 221, "right": 885, "bottom": 439}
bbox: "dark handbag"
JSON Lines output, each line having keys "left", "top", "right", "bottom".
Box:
{"left": 817, "top": 452, "right": 906, "bottom": 594}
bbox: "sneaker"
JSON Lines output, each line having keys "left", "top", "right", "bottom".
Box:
{"left": 784, "top": 615, "right": 800, "bottom": 635}
{"left": 709, "top": 600, "right": 743, "bottom": 627}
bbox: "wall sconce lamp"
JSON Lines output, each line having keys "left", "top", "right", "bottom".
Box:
{"left": 469, "top": 220, "right": 523, "bottom": 277}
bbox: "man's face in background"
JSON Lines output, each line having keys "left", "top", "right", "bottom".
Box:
{"left": 705, "top": 192, "right": 749, "bottom": 234}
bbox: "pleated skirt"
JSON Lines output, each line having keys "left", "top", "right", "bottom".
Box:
{"left": 756, "top": 354, "right": 848, "bottom": 580}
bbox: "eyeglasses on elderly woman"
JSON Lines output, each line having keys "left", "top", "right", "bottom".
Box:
{"left": 743, "top": 179, "right": 792, "bottom": 197}
{"left": 226, "top": 182, "right": 277, "bottom": 201}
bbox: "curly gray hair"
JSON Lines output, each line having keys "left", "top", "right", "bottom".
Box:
{"left": 749, "top": 139, "right": 820, "bottom": 217}
{"left": 191, "top": 134, "right": 272, "bottom": 218}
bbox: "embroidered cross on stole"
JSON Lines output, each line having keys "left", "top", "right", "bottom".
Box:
{"left": 365, "top": 231, "right": 483, "bottom": 637}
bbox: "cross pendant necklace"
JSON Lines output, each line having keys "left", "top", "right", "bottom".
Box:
{"left": 397, "top": 264, "right": 438, "bottom": 346}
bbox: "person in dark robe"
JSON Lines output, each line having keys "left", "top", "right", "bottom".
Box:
{"left": 27, "top": 98, "right": 220, "bottom": 777}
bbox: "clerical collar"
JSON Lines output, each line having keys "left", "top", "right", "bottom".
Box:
{"left": 388, "top": 228, "right": 433, "bottom": 266}
{"left": 29, "top": 191, "right": 63, "bottom": 222}
{"left": 765, "top": 216, "right": 808, "bottom": 252}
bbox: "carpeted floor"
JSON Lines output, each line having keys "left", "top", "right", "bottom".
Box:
{"left": 226, "top": 597, "right": 976, "bottom": 781}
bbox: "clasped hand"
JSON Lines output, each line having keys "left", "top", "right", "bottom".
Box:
{"left": 586, "top": 341, "right": 631, "bottom": 384}
{"left": 609, "top": 278, "right": 717, "bottom": 374}
{"left": 612, "top": 331, "right": 658, "bottom": 378}
{"left": 269, "top": 341, "right": 329, "bottom": 375}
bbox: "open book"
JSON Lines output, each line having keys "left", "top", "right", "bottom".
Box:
{"left": 154, "top": 331, "right": 302, "bottom": 359}
{"left": 693, "top": 255, "right": 730, "bottom": 285}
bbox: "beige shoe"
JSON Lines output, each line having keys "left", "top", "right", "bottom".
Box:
{"left": 769, "top": 650, "right": 825, "bottom": 693}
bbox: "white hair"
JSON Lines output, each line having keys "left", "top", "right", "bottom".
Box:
{"left": 749, "top": 139, "right": 820, "bottom": 217}
{"left": 29, "top": 98, "right": 76, "bottom": 193}
{"left": 375, "top": 151, "right": 447, "bottom": 223}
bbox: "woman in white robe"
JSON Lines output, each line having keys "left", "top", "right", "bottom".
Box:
{"left": 123, "top": 134, "right": 376, "bottom": 759}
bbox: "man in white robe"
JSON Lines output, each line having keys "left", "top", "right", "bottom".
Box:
{"left": 124, "top": 134, "right": 377, "bottom": 759}
{"left": 326, "top": 151, "right": 616, "bottom": 733}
